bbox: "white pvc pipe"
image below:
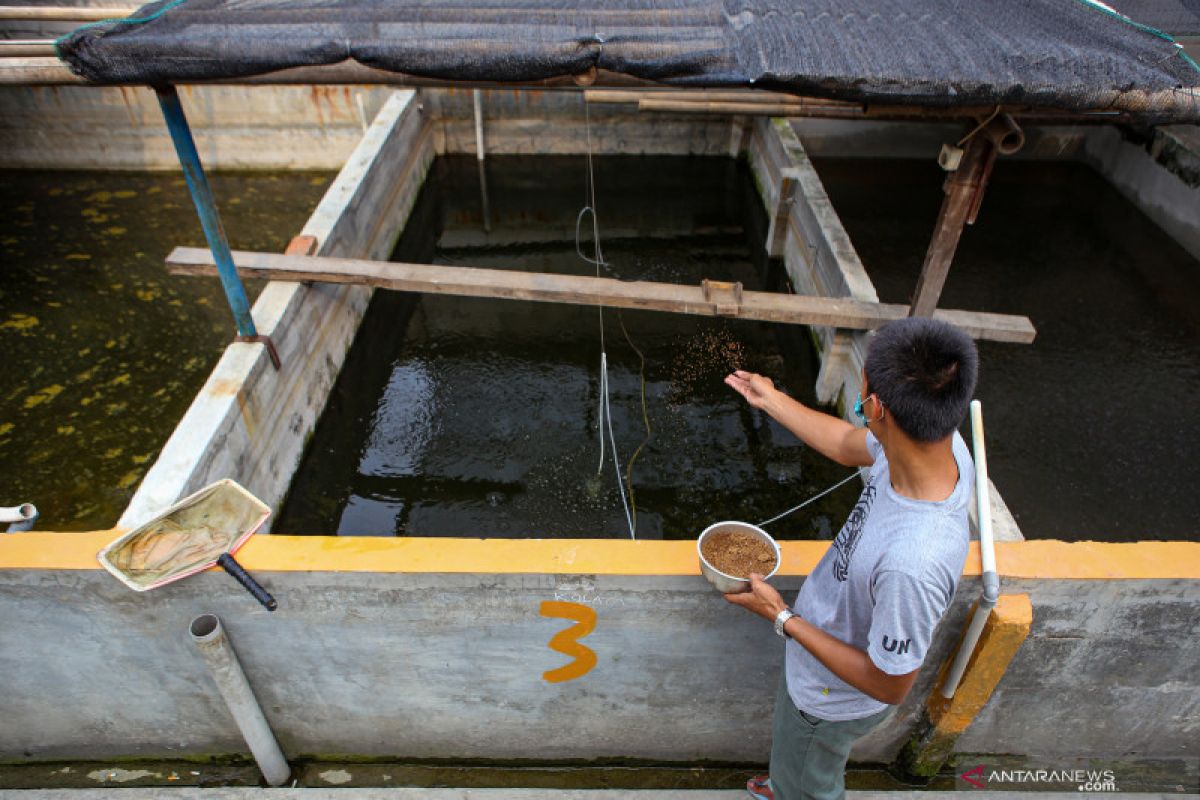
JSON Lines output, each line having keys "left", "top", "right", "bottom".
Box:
{"left": 940, "top": 399, "right": 1000, "bottom": 699}
{"left": 472, "top": 88, "right": 486, "bottom": 162}
{"left": 970, "top": 400, "right": 997, "bottom": 577}
{"left": 190, "top": 614, "right": 290, "bottom": 786}
{"left": 1, "top": 503, "right": 38, "bottom": 530}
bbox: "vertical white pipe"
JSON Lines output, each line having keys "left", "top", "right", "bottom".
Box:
{"left": 190, "top": 614, "right": 290, "bottom": 786}
{"left": 473, "top": 89, "right": 491, "bottom": 232}
{"left": 940, "top": 400, "right": 1000, "bottom": 699}
{"left": 970, "top": 400, "right": 997, "bottom": 577}
{"left": 472, "top": 88, "right": 485, "bottom": 162}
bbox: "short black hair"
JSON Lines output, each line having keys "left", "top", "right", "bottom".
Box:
{"left": 864, "top": 317, "right": 978, "bottom": 443}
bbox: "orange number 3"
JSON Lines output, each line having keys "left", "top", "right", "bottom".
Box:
{"left": 539, "top": 600, "right": 598, "bottom": 683}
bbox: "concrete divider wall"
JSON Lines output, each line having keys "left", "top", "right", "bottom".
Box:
{"left": 0, "top": 534, "right": 978, "bottom": 764}
{"left": 0, "top": 84, "right": 396, "bottom": 170}
{"left": 119, "top": 90, "right": 434, "bottom": 529}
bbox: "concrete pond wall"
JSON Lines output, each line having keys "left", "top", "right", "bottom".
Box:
{"left": 0, "top": 534, "right": 1196, "bottom": 780}
{"left": 1, "top": 87, "right": 1197, "bottom": 781}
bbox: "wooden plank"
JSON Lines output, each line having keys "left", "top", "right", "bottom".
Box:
{"left": 166, "top": 246, "right": 1036, "bottom": 344}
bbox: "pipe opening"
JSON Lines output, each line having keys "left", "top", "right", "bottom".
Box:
{"left": 189, "top": 613, "right": 220, "bottom": 640}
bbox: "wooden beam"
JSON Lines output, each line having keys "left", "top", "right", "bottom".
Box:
{"left": 166, "top": 246, "right": 1036, "bottom": 344}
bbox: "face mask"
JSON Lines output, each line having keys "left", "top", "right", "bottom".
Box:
{"left": 854, "top": 392, "right": 881, "bottom": 424}
{"left": 853, "top": 392, "right": 867, "bottom": 422}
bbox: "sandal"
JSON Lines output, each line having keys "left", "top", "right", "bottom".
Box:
{"left": 746, "top": 775, "right": 774, "bottom": 800}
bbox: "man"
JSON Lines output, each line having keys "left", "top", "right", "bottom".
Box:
{"left": 723, "top": 317, "right": 978, "bottom": 800}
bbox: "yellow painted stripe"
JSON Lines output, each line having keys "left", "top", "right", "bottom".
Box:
{"left": 0, "top": 532, "right": 1198, "bottom": 579}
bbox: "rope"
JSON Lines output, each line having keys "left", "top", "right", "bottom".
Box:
{"left": 756, "top": 470, "right": 863, "bottom": 528}
{"left": 956, "top": 105, "right": 1000, "bottom": 147}
{"left": 602, "top": 352, "right": 636, "bottom": 538}
{"left": 1074, "top": 0, "right": 1200, "bottom": 76}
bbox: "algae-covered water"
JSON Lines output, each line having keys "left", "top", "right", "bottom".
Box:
{"left": 277, "top": 156, "right": 861, "bottom": 538}
{"left": 812, "top": 158, "right": 1200, "bottom": 541}
{"left": 0, "top": 170, "right": 332, "bottom": 530}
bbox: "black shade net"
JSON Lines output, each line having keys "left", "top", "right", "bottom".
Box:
{"left": 57, "top": 0, "right": 1200, "bottom": 120}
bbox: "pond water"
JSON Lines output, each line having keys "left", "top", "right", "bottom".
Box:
{"left": 277, "top": 156, "right": 861, "bottom": 539}
{"left": 812, "top": 158, "right": 1200, "bottom": 541}
{"left": 0, "top": 170, "right": 332, "bottom": 530}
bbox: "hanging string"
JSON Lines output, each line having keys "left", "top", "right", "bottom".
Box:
{"left": 578, "top": 97, "right": 636, "bottom": 540}
{"left": 618, "top": 310, "right": 652, "bottom": 532}
{"left": 756, "top": 470, "right": 863, "bottom": 528}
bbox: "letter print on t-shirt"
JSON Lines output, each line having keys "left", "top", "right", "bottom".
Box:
{"left": 831, "top": 481, "right": 876, "bottom": 582}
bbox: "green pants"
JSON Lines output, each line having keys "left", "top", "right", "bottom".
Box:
{"left": 769, "top": 676, "right": 891, "bottom": 800}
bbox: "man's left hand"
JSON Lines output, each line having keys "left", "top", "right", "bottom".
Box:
{"left": 724, "top": 573, "right": 789, "bottom": 621}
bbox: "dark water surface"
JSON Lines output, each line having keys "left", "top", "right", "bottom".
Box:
{"left": 0, "top": 170, "right": 332, "bottom": 530}
{"left": 278, "top": 156, "right": 861, "bottom": 538}
{"left": 812, "top": 159, "right": 1200, "bottom": 541}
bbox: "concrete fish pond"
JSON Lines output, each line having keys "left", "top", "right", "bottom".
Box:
{"left": 0, "top": 169, "right": 334, "bottom": 530}
{"left": 275, "top": 156, "right": 862, "bottom": 539}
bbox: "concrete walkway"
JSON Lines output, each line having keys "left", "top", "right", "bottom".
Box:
{"left": 0, "top": 790, "right": 1193, "bottom": 799}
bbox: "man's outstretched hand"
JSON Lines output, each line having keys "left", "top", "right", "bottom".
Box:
{"left": 724, "top": 573, "right": 788, "bottom": 621}
{"left": 724, "top": 370, "right": 777, "bottom": 412}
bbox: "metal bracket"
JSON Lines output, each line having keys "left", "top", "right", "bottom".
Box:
{"left": 702, "top": 279, "right": 743, "bottom": 317}
{"left": 235, "top": 334, "right": 282, "bottom": 371}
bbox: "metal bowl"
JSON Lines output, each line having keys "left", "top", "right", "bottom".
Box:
{"left": 697, "top": 520, "right": 781, "bottom": 593}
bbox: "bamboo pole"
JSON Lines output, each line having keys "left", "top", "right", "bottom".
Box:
{"left": 0, "top": 41, "right": 58, "bottom": 57}
{"left": 585, "top": 88, "right": 856, "bottom": 107}
{"left": 0, "top": 6, "right": 135, "bottom": 21}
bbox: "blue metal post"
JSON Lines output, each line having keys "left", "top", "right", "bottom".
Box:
{"left": 155, "top": 85, "right": 257, "bottom": 337}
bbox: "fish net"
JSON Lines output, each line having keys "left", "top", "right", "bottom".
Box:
{"left": 101, "top": 480, "right": 268, "bottom": 590}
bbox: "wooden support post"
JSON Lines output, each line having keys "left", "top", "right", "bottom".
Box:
{"left": 765, "top": 170, "right": 799, "bottom": 259}
{"left": 908, "top": 133, "right": 995, "bottom": 318}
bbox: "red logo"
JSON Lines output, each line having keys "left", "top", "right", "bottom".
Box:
{"left": 960, "top": 765, "right": 986, "bottom": 789}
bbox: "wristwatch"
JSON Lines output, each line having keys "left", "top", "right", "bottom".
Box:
{"left": 774, "top": 608, "right": 796, "bottom": 638}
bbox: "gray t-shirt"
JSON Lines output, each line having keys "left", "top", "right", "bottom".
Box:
{"left": 785, "top": 430, "right": 972, "bottom": 721}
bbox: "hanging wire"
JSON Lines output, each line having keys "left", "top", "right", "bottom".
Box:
{"left": 577, "top": 97, "right": 636, "bottom": 540}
